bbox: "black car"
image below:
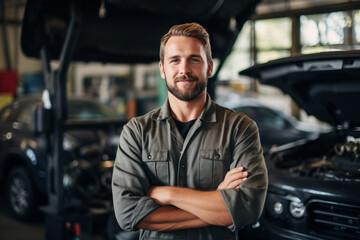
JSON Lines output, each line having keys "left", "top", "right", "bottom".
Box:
{"left": 18, "top": 0, "right": 262, "bottom": 238}
{"left": 241, "top": 50, "right": 360, "bottom": 240}
{"left": 216, "top": 88, "right": 326, "bottom": 154}
{"left": 0, "top": 95, "right": 125, "bottom": 221}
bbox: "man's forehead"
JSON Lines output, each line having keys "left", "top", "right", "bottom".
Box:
{"left": 166, "top": 35, "right": 203, "bottom": 45}
{"left": 164, "top": 36, "right": 205, "bottom": 56}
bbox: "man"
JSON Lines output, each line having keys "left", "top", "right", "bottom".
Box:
{"left": 112, "top": 22, "right": 268, "bottom": 239}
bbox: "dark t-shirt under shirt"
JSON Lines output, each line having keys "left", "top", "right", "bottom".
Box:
{"left": 174, "top": 118, "right": 196, "bottom": 139}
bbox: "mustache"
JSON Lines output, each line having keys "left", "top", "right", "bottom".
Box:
{"left": 174, "top": 74, "right": 198, "bottom": 82}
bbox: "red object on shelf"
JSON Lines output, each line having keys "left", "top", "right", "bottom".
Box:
{"left": 0, "top": 70, "right": 17, "bottom": 94}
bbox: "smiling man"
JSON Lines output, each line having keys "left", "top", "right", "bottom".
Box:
{"left": 112, "top": 22, "right": 268, "bottom": 240}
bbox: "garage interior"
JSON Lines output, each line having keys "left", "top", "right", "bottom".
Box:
{"left": 1, "top": 0, "right": 360, "bottom": 240}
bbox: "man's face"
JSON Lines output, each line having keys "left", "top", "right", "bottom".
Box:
{"left": 159, "top": 36, "right": 213, "bottom": 101}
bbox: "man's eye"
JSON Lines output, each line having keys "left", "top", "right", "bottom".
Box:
{"left": 190, "top": 58, "right": 200, "bottom": 62}
{"left": 170, "top": 59, "right": 179, "bottom": 63}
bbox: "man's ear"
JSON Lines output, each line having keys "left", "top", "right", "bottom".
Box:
{"left": 159, "top": 61, "right": 166, "bottom": 79}
{"left": 207, "top": 60, "right": 214, "bottom": 77}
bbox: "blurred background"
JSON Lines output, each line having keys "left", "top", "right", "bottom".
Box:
{"left": 1, "top": 0, "right": 359, "bottom": 123}
{"left": 1, "top": 0, "right": 360, "bottom": 240}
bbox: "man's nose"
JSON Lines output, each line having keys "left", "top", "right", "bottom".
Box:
{"left": 179, "top": 60, "right": 191, "bottom": 75}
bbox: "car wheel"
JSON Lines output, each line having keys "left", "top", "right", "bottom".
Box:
{"left": 6, "top": 167, "right": 38, "bottom": 221}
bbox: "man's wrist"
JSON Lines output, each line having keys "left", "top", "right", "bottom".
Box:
{"left": 159, "top": 186, "right": 175, "bottom": 205}
{"left": 148, "top": 186, "right": 175, "bottom": 206}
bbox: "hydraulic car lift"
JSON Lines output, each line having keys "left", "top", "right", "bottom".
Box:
{"left": 21, "top": 1, "right": 260, "bottom": 239}
{"left": 38, "top": 2, "right": 82, "bottom": 240}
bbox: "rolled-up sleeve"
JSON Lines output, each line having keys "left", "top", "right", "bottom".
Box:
{"left": 220, "top": 120, "right": 268, "bottom": 232}
{"left": 112, "top": 119, "right": 161, "bottom": 231}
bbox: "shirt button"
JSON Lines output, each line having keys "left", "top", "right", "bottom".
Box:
{"left": 181, "top": 164, "right": 186, "bottom": 169}
{"left": 147, "top": 155, "right": 152, "bottom": 160}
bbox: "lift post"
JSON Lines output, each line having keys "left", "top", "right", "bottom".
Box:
{"left": 39, "top": 2, "right": 81, "bottom": 240}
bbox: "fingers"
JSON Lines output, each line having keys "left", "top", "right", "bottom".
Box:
{"left": 225, "top": 167, "right": 248, "bottom": 182}
{"left": 226, "top": 167, "right": 247, "bottom": 177}
{"left": 217, "top": 167, "right": 248, "bottom": 190}
{"left": 228, "top": 177, "right": 247, "bottom": 189}
{"left": 226, "top": 168, "right": 248, "bottom": 188}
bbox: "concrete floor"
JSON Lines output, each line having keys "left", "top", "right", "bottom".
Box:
{"left": 0, "top": 193, "right": 44, "bottom": 240}
{"left": 0, "top": 188, "right": 264, "bottom": 240}
{"left": 0, "top": 189, "right": 104, "bottom": 240}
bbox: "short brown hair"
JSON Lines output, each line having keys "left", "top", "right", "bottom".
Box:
{"left": 159, "top": 22, "right": 212, "bottom": 64}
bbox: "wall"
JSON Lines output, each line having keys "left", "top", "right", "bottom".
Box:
{"left": 0, "top": 1, "right": 42, "bottom": 74}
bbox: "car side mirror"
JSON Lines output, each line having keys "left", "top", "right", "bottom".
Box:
{"left": 31, "top": 107, "right": 52, "bottom": 134}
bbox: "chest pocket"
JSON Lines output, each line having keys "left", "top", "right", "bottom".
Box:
{"left": 198, "top": 149, "right": 231, "bottom": 190}
{"left": 142, "top": 149, "right": 169, "bottom": 186}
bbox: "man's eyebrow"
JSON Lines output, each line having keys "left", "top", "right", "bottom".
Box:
{"left": 189, "top": 54, "right": 202, "bottom": 58}
{"left": 167, "top": 55, "right": 180, "bottom": 59}
{"left": 167, "top": 54, "right": 202, "bottom": 59}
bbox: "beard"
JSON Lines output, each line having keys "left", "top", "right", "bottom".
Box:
{"left": 165, "top": 73, "right": 207, "bottom": 101}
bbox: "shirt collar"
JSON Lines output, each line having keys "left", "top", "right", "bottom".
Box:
{"left": 155, "top": 93, "right": 217, "bottom": 123}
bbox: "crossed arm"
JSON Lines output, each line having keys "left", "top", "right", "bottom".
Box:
{"left": 137, "top": 167, "right": 248, "bottom": 231}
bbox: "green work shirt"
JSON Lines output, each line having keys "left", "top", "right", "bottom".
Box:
{"left": 112, "top": 95, "right": 268, "bottom": 240}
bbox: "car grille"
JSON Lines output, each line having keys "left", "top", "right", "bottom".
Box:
{"left": 308, "top": 200, "right": 360, "bottom": 240}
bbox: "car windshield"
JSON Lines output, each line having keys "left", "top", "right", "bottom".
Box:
{"left": 67, "top": 99, "right": 122, "bottom": 120}
{"left": 234, "top": 106, "right": 290, "bottom": 129}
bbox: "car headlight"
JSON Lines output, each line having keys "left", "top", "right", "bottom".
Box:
{"left": 268, "top": 193, "right": 307, "bottom": 219}
{"left": 289, "top": 198, "right": 306, "bottom": 218}
{"left": 273, "top": 201, "right": 284, "bottom": 215}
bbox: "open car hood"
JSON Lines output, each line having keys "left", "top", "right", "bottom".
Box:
{"left": 240, "top": 51, "right": 360, "bottom": 127}
{"left": 21, "top": 0, "right": 259, "bottom": 67}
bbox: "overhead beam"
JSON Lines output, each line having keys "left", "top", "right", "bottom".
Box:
{"left": 252, "top": 1, "right": 360, "bottom": 20}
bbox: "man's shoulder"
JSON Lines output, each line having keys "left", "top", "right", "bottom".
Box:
{"left": 215, "top": 102, "right": 248, "bottom": 118}
{"left": 127, "top": 106, "right": 164, "bottom": 125}
{"left": 214, "top": 102, "right": 256, "bottom": 126}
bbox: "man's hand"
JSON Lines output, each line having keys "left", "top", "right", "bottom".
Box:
{"left": 217, "top": 167, "right": 248, "bottom": 190}
{"left": 147, "top": 186, "right": 171, "bottom": 205}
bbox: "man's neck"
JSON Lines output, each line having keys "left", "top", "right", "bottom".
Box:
{"left": 168, "top": 91, "right": 207, "bottom": 122}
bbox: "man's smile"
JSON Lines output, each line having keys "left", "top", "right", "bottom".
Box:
{"left": 174, "top": 74, "right": 198, "bottom": 83}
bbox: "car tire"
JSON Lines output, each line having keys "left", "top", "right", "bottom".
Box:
{"left": 6, "top": 167, "right": 38, "bottom": 221}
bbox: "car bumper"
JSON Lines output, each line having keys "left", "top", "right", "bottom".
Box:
{"left": 262, "top": 219, "right": 327, "bottom": 240}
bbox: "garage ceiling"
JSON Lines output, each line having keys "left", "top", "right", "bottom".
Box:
{"left": 2, "top": 0, "right": 360, "bottom": 67}
{"left": 20, "top": 0, "right": 259, "bottom": 65}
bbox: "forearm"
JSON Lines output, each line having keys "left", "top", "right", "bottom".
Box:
{"left": 137, "top": 205, "right": 209, "bottom": 231}
{"left": 150, "top": 186, "right": 232, "bottom": 226}
{"left": 170, "top": 187, "right": 232, "bottom": 226}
